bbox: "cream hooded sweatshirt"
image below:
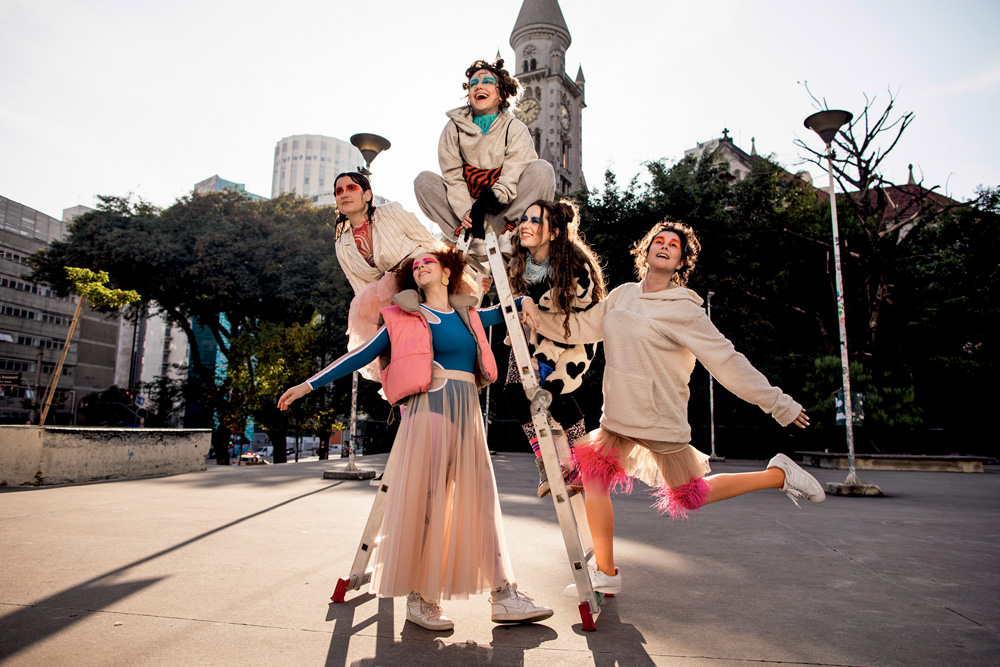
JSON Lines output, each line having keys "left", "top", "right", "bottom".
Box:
{"left": 534, "top": 280, "right": 803, "bottom": 444}
{"left": 437, "top": 106, "right": 537, "bottom": 220}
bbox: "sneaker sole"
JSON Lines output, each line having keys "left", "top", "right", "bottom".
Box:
{"left": 492, "top": 608, "right": 554, "bottom": 623}
{"left": 405, "top": 612, "right": 454, "bottom": 631}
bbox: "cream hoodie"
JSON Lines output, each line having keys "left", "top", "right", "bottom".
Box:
{"left": 535, "top": 280, "right": 803, "bottom": 444}
{"left": 438, "top": 106, "right": 537, "bottom": 220}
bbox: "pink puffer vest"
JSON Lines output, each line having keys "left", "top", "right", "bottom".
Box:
{"left": 378, "top": 291, "right": 498, "bottom": 406}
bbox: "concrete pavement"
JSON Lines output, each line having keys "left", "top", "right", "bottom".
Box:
{"left": 1, "top": 453, "right": 997, "bottom": 666}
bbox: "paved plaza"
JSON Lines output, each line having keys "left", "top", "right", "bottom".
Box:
{"left": 1, "top": 453, "right": 997, "bottom": 666}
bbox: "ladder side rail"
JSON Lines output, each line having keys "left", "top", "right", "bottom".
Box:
{"left": 332, "top": 440, "right": 403, "bottom": 601}
{"left": 483, "top": 231, "right": 602, "bottom": 627}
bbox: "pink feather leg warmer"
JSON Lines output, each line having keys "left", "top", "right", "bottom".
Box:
{"left": 653, "top": 478, "right": 711, "bottom": 520}
{"left": 574, "top": 446, "right": 633, "bottom": 495}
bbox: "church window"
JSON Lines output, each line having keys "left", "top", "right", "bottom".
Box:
{"left": 523, "top": 60, "right": 528, "bottom": 73}
{"left": 530, "top": 58, "right": 537, "bottom": 70}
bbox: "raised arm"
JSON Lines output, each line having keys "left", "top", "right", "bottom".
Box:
{"left": 667, "top": 305, "right": 803, "bottom": 426}
{"left": 277, "top": 327, "right": 389, "bottom": 411}
{"left": 533, "top": 297, "right": 608, "bottom": 344}
{"left": 478, "top": 296, "right": 536, "bottom": 330}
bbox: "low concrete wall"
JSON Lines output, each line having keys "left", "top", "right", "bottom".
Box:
{"left": 0, "top": 426, "right": 210, "bottom": 486}
{"left": 798, "top": 451, "right": 988, "bottom": 473}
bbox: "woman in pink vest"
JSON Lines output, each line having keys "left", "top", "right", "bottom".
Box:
{"left": 278, "top": 247, "right": 552, "bottom": 632}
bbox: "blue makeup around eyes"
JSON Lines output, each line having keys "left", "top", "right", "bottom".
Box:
{"left": 482, "top": 76, "right": 496, "bottom": 85}
{"left": 520, "top": 216, "right": 542, "bottom": 224}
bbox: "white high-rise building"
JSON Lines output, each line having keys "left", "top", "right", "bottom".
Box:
{"left": 271, "top": 135, "right": 364, "bottom": 200}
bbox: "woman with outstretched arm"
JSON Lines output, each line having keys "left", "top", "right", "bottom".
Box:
{"left": 279, "top": 247, "right": 553, "bottom": 632}
{"left": 529, "top": 220, "right": 825, "bottom": 598}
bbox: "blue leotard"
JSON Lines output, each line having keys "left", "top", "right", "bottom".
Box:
{"left": 306, "top": 299, "right": 520, "bottom": 390}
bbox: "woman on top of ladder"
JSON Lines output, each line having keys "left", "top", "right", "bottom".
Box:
{"left": 278, "top": 246, "right": 553, "bottom": 632}
{"left": 414, "top": 57, "right": 555, "bottom": 255}
{"left": 529, "top": 220, "right": 826, "bottom": 598}
{"left": 503, "top": 198, "right": 607, "bottom": 497}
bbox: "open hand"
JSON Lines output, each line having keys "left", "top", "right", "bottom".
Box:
{"left": 518, "top": 297, "right": 540, "bottom": 331}
{"left": 277, "top": 382, "right": 312, "bottom": 411}
{"left": 791, "top": 409, "right": 810, "bottom": 428}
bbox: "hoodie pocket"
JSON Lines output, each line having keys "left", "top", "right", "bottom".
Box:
{"left": 603, "top": 367, "right": 658, "bottom": 429}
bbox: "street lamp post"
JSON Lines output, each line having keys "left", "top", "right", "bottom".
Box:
{"left": 324, "top": 134, "right": 391, "bottom": 482}
{"left": 803, "top": 110, "right": 880, "bottom": 495}
{"left": 706, "top": 290, "right": 723, "bottom": 462}
{"left": 350, "top": 133, "right": 392, "bottom": 177}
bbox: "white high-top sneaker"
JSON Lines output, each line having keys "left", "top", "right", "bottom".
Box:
{"left": 405, "top": 592, "right": 454, "bottom": 630}
{"left": 490, "top": 584, "right": 554, "bottom": 623}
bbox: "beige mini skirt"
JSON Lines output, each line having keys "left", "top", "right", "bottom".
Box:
{"left": 578, "top": 427, "right": 711, "bottom": 490}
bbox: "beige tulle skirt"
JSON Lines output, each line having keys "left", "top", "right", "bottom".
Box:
{"left": 580, "top": 428, "right": 712, "bottom": 490}
{"left": 371, "top": 369, "right": 514, "bottom": 601}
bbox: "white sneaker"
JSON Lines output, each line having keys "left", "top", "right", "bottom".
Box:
{"left": 563, "top": 563, "right": 622, "bottom": 597}
{"left": 490, "top": 584, "right": 553, "bottom": 623}
{"left": 498, "top": 230, "right": 514, "bottom": 257}
{"left": 405, "top": 592, "right": 454, "bottom": 630}
{"left": 768, "top": 453, "right": 826, "bottom": 507}
{"left": 467, "top": 238, "right": 487, "bottom": 258}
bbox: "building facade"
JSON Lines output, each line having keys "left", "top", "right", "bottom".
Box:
{"left": 195, "top": 175, "right": 266, "bottom": 201}
{"left": 271, "top": 135, "right": 364, "bottom": 200}
{"left": 0, "top": 196, "right": 122, "bottom": 423}
{"left": 510, "top": 0, "right": 587, "bottom": 196}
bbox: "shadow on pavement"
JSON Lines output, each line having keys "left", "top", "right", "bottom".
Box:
{"left": 0, "top": 480, "right": 345, "bottom": 662}
{"left": 0, "top": 578, "right": 163, "bottom": 661}
{"left": 322, "top": 591, "right": 656, "bottom": 666}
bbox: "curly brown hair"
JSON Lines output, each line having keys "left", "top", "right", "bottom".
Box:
{"left": 393, "top": 246, "right": 474, "bottom": 296}
{"left": 508, "top": 199, "right": 607, "bottom": 338}
{"left": 631, "top": 221, "right": 701, "bottom": 285}
{"left": 332, "top": 172, "right": 378, "bottom": 239}
{"left": 463, "top": 58, "right": 520, "bottom": 112}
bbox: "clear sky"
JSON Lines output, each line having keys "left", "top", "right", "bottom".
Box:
{"left": 1, "top": 0, "right": 997, "bottom": 221}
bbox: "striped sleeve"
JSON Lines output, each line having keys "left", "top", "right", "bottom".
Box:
{"left": 478, "top": 296, "right": 525, "bottom": 328}
{"left": 306, "top": 326, "right": 389, "bottom": 389}
{"left": 373, "top": 202, "right": 441, "bottom": 273}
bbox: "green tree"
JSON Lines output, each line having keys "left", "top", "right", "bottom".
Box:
{"left": 29, "top": 190, "right": 351, "bottom": 463}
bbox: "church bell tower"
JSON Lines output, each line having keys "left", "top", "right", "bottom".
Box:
{"left": 510, "top": 0, "right": 586, "bottom": 195}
